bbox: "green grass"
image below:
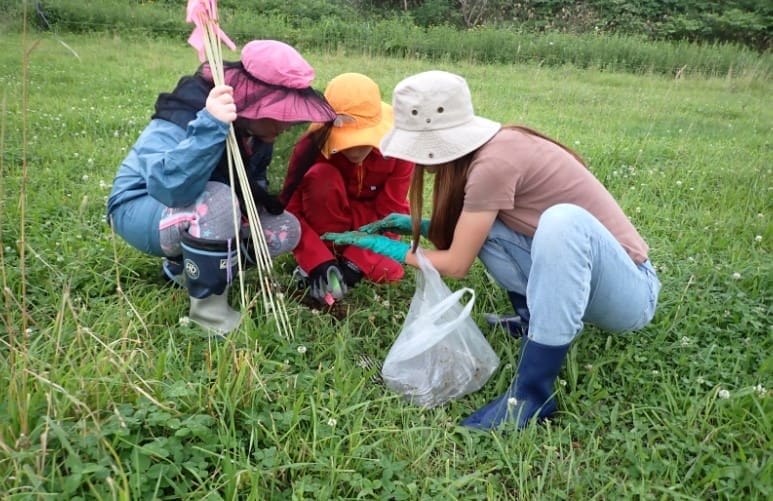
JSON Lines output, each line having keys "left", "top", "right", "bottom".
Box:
{"left": 1, "top": 33, "right": 771, "bottom": 499}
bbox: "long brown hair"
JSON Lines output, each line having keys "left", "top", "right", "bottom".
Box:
{"left": 278, "top": 124, "right": 332, "bottom": 205}
{"left": 409, "top": 125, "right": 586, "bottom": 251}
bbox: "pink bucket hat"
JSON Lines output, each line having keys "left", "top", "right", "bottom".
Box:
{"left": 223, "top": 40, "right": 335, "bottom": 123}
{"left": 380, "top": 71, "right": 500, "bottom": 165}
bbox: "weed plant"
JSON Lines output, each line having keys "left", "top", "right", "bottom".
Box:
{"left": 0, "top": 33, "right": 770, "bottom": 499}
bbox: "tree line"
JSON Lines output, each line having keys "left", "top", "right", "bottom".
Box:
{"left": 7, "top": 0, "right": 771, "bottom": 52}
{"left": 238, "top": 0, "right": 770, "bottom": 50}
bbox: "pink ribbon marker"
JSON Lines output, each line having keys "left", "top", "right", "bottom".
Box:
{"left": 186, "top": 0, "right": 236, "bottom": 62}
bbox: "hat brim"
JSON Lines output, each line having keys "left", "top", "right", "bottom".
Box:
{"left": 380, "top": 116, "right": 501, "bottom": 165}
{"left": 238, "top": 88, "right": 336, "bottom": 123}
{"left": 323, "top": 102, "right": 393, "bottom": 157}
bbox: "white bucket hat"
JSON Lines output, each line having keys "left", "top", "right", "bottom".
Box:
{"left": 380, "top": 70, "right": 501, "bottom": 165}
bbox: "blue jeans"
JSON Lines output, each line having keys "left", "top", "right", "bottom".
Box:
{"left": 478, "top": 204, "right": 661, "bottom": 346}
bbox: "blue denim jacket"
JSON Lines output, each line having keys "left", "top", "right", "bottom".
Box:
{"left": 107, "top": 110, "right": 229, "bottom": 219}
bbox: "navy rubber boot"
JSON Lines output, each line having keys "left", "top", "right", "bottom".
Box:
{"left": 238, "top": 226, "right": 259, "bottom": 269}
{"left": 484, "top": 291, "right": 530, "bottom": 338}
{"left": 460, "top": 339, "right": 570, "bottom": 431}
{"left": 181, "top": 233, "right": 241, "bottom": 335}
{"left": 161, "top": 258, "right": 185, "bottom": 287}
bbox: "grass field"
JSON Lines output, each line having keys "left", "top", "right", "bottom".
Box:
{"left": 0, "top": 33, "right": 771, "bottom": 499}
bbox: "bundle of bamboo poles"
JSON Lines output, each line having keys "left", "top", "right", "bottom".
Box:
{"left": 188, "top": 0, "right": 294, "bottom": 340}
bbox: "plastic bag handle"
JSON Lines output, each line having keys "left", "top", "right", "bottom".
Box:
{"left": 385, "top": 286, "right": 477, "bottom": 364}
{"left": 412, "top": 247, "right": 476, "bottom": 333}
{"left": 421, "top": 287, "right": 476, "bottom": 332}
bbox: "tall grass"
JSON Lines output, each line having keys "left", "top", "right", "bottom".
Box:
{"left": 0, "top": 33, "right": 770, "bottom": 499}
{"left": 2, "top": 0, "right": 771, "bottom": 80}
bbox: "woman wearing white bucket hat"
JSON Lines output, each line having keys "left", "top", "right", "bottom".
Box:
{"left": 323, "top": 70, "right": 661, "bottom": 431}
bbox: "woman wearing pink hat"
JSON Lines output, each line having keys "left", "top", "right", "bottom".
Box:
{"left": 323, "top": 70, "right": 661, "bottom": 431}
{"left": 278, "top": 73, "right": 415, "bottom": 304}
{"left": 107, "top": 40, "right": 336, "bottom": 335}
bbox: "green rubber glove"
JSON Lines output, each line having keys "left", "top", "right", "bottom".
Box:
{"left": 358, "top": 213, "right": 429, "bottom": 237}
{"left": 321, "top": 231, "right": 410, "bottom": 263}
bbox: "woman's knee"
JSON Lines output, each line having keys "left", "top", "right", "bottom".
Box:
{"left": 262, "top": 211, "right": 302, "bottom": 257}
{"left": 538, "top": 204, "right": 589, "bottom": 232}
{"left": 533, "top": 203, "right": 597, "bottom": 251}
{"left": 194, "top": 182, "right": 239, "bottom": 240}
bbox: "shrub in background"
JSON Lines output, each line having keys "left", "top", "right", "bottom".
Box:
{"left": 3, "top": 0, "right": 770, "bottom": 79}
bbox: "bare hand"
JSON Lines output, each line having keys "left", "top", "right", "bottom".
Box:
{"left": 206, "top": 85, "right": 237, "bottom": 124}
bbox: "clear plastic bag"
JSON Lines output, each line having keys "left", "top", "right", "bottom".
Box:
{"left": 381, "top": 248, "right": 500, "bottom": 408}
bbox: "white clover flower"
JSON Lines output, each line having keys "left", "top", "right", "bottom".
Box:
{"left": 732, "top": 272, "right": 742, "bottom": 280}
{"left": 696, "top": 377, "right": 705, "bottom": 385}
{"left": 754, "top": 235, "right": 762, "bottom": 242}
{"left": 676, "top": 180, "right": 682, "bottom": 186}
{"left": 382, "top": 299, "right": 390, "bottom": 307}
{"left": 584, "top": 364, "right": 593, "bottom": 370}
{"left": 179, "top": 316, "right": 190, "bottom": 327}
{"left": 652, "top": 370, "right": 659, "bottom": 376}
{"left": 559, "top": 379, "right": 567, "bottom": 386}
{"left": 311, "top": 309, "right": 320, "bottom": 316}
{"left": 753, "top": 384, "right": 766, "bottom": 397}
{"left": 718, "top": 389, "right": 730, "bottom": 399}
{"left": 507, "top": 397, "right": 518, "bottom": 407}
{"left": 297, "top": 345, "right": 307, "bottom": 354}
{"left": 681, "top": 336, "right": 691, "bottom": 346}
{"left": 327, "top": 418, "right": 337, "bottom": 427}
{"left": 81, "top": 174, "right": 89, "bottom": 182}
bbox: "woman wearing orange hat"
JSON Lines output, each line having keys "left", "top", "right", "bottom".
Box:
{"left": 279, "top": 73, "right": 415, "bottom": 304}
{"left": 107, "top": 40, "right": 336, "bottom": 335}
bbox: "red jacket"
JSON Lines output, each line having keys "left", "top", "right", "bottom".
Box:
{"left": 282, "top": 134, "right": 413, "bottom": 280}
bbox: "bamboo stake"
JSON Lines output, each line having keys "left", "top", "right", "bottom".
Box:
{"left": 194, "top": 6, "right": 294, "bottom": 339}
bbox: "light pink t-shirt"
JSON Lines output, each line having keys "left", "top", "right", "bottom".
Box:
{"left": 465, "top": 128, "right": 649, "bottom": 264}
